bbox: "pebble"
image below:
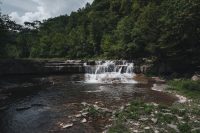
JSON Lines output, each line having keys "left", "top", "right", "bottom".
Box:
{"left": 151, "top": 113, "right": 155, "bottom": 117}
{"left": 144, "top": 127, "right": 150, "bottom": 130}
{"left": 151, "top": 118, "right": 157, "bottom": 123}
{"left": 72, "top": 119, "right": 77, "bottom": 122}
{"left": 81, "top": 102, "right": 87, "bottom": 106}
{"left": 162, "top": 109, "right": 171, "bottom": 112}
{"left": 120, "top": 106, "right": 124, "bottom": 110}
{"left": 94, "top": 105, "right": 100, "bottom": 110}
{"left": 81, "top": 118, "right": 87, "bottom": 123}
{"left": 60, "top": 123, "right": 73, "bottom": 128}
{"left": 151, "top": 103, "right": 159, "bottom": 106}
{"left": 68, "top": 115, "right": 73, "bottom": 118}
{"left": 176, "top": 94, "right": 187, "bottom": 103}
{"left": 75, "top": 114, "right": 82, "bottom": 118}
{"left": 139, "top": 118, "right": 148, "bottom": 121}
{"left": 101, "top": 108, "right": 112, "bottom": 113}
{"left": 163, "top": 113, "right": 173, "bottom": 116}
{"left": 82, "top": 112, "right": 88, "bottom": 116}
{"left": 177, "top": 116, "right": 183, "bottom": 120}
{"left": 167, "top": 124, "right": 179, "bottom": 132}
{"left": 133, "top": 129, "right": 138, "bottom": 132}
{"left": 133, "top": 122, "right": 140, "bottom": 126}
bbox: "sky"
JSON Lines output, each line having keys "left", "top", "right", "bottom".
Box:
{"left": 0, "top": 0, "right": 93, "bottom": 24}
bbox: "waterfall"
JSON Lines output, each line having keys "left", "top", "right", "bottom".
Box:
{"left": 84, "top": 61, "right": 137, "bottom": 84}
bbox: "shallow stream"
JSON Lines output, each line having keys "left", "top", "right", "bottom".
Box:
{"left": 0, "top": 74, "right": 178, "bottom": 133}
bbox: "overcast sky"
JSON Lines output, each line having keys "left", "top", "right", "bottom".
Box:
{"left": 0, "top": 0, "right": 93, "bottom": 24}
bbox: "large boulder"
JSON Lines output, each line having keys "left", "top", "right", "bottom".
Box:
{"left": 191, "top": 75, "right": 200, "bottom": 81}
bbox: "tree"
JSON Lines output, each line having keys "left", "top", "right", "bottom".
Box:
{"left": 0, "top": 12, "right": 21, "bottom": 58}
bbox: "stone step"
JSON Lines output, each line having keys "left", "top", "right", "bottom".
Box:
{"left": 45, "top": 63, "right": 83, "bottom": 66}
{"left": 44, "top": 65, "right": 83, "bottom": 68}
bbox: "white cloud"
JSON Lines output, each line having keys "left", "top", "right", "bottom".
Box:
{"left": 2, "top": 0, "right": 93, "bottom": 24}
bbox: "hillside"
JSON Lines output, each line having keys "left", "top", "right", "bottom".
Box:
{"left": 0, "top": 0, "right": 200, "bottom": 74}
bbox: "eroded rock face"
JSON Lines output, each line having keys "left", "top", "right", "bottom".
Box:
{"left": 86, "top": 61, "right": 96, "bottom": 65}
{"left": 0, "top": 59, "right": 146, "bottom": 76}
{"left": 0, "top": 59, "right": 85, "bottom": 75}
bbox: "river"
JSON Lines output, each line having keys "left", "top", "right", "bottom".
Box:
{"left": 0, "top": 61, "right": 178, "bottom": 133}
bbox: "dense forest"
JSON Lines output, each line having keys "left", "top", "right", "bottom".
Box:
{"left": 0, "top": 0, "right": 200, "bottom": 74}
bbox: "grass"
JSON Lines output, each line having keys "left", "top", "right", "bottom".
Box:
{"left": 108, "top": 100, "right": 200, "bottom": 133}
{"left": 167, "top": 79, "right": 200, "bottom": 99}
{"left": 115, "top": 101, "right": 155, "bottom": 121}
{"left": 178, "top": 123, "right": 192, "bottom": 133}
{"left": 107, "top": 79, "right": 200, "bottom": 132}
{"left": 108, "top": 122, "right": 130, "bottom": 133}
{"left": 87, "top": 105, "right": 101, "bottom": 118}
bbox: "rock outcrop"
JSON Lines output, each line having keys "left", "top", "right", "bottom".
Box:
{"left": 192, "top": 75, "right": 200, "bottom": 81}
{"left": 0, "top": 59, "right": 145, "bottom": 76}
{"left": 0, "top": 59, "right": 85, "bottom": 76}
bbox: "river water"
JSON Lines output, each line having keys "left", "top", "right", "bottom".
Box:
{"left": 0, "top": 61, "right": 178, "bottom": 133}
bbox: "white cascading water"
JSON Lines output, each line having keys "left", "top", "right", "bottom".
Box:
{"left": 84, "top": 61, "right": 137, "bottom": 84}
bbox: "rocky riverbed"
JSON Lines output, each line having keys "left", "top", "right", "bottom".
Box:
{"left": 0, "top": 73, "right": 183, "bottom": 133}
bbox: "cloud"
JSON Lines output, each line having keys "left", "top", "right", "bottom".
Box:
{"left": 2, "top": 0, "right": 93, "bottom": 24}
{"left": 9, "top": 5, "right": 50, "bottom": 24}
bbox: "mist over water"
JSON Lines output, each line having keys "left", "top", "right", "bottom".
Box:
{"left": 84, "top": 61, "right": 137, "bottom": 84}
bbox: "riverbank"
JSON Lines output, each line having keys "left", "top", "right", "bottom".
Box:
{"left": 108, "top": 100, "right": 200, "bottom": 133}
{"left": 0, "top": 59, "right": 85, "bottom": 76}
{"left": 107, "top": 78, "right": 200, "bottom": 133}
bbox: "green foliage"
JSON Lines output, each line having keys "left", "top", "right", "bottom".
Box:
{"left": 115, "top": 101, "right": 155, "bottom": 121}
{"left": 0, "top": 13, "right": 21, "bottom": 58}
{"left": 110, "top": 101, "right": 200, "bottom": 132}
{"left": 108, "top": 122, "right": 130, "bottom": 133}
{"left": 178, "top": 123, "right": 191, "bottom": 133}
{"left": 1, "top": 0, "right": 200, "bottom": 74}
{"left": 87, "top": 106, "right": 101, "bottom": 118}
{"left": 168, "top": 79, "right": 200, "bottom": 99}
{"left": 156, "top": 112, "right": 178, "bottom": 124}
